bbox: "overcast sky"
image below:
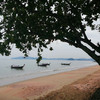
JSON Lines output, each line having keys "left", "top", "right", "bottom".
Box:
{"left": 9, "top": 28, "right": 100, "bottom": 59}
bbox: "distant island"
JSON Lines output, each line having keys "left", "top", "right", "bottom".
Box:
{"left": 11, "top": 57, "right": 94, "bottom": 61}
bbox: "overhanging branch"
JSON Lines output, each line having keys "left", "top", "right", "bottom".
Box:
{"left": 81, "top": 38, "right": 100, "bottom": 53}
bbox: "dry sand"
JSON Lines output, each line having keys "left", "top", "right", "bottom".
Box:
{"left": 0, "top": 65, "right": 100, "bottom": 100}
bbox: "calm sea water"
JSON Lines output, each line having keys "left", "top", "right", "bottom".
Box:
{"left": 0, "top": 59, "right": 97, "bottom": 86}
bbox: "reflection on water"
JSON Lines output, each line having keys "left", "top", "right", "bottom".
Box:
{"left": 0, "top": 59, "right": 97, "bottom": 86}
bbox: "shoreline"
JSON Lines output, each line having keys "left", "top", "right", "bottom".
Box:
{"left": 0, "top": 63, "right": 97, "bottom": 87}
{"left": 0, "top": 65, "right": 100, "bottom": 100}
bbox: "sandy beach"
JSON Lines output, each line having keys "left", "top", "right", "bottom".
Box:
{"left": 0, "top": 65, "right": 100, "bottom": 100}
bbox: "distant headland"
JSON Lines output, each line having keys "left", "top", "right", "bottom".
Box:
{"left": 11, "top": 57, "right": 94, "bottom": 61}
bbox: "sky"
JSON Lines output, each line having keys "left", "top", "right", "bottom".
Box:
{"left": 9, "top": 28, "right": 100, "bottom": 59}
{"left": 10, "top": 41, "right": 88, "bottom": 58}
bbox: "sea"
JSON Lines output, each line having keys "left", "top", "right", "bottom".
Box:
{"left": 0, "top": 58, "right": 97, "bottom": 86}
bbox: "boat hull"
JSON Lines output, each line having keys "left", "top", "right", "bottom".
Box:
{"left": 11, "top": 64, "right": 25, "bottom": 69}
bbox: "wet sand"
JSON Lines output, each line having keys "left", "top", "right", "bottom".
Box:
{"left": 0, "top": 65, "right": 100, "bottom": 100}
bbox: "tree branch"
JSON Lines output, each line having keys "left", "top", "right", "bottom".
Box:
{"left": 81, "top": 38, "right": 100, "bottom": 53}
{"left": 80, "top": 43, "right": 100, "bottom": 64}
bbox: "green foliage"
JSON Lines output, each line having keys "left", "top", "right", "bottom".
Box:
{"left": 0, "top": 0, "right": 100, "bottom": 64}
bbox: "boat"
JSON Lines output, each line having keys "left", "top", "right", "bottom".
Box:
{"left": 11, "top": 64, "right": 25, "bottom": 69}
{"left": 61, "top": 63, "right": 71, "bottom": 65}
{"left": 38, "top": 64, "right": 47, "bottom": 67}
{"left": 38, "top": 63, "right": 50, "bottom": 67}
{"left": 42, "top": 63, "right": 50, "bottom": 66}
